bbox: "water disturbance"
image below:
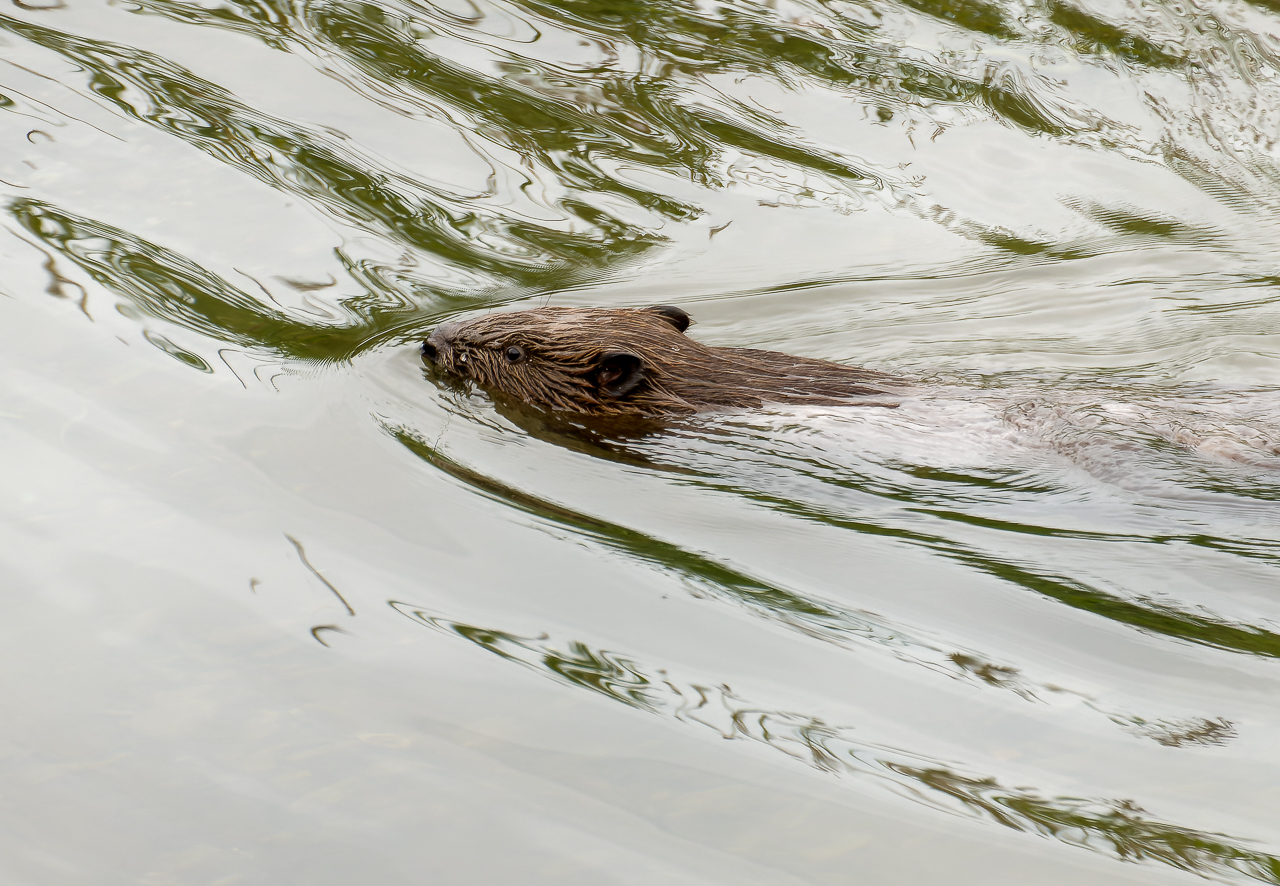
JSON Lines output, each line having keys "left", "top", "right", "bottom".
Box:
{"left": 1, "top": 0, "right": 1279, "bottom": 882}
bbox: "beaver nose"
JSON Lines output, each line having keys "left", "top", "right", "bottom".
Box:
{"left": 422, "top": 322, "right": 461, "bottom": 363}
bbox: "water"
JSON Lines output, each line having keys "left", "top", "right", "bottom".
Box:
{"left": 2, "top": 0, "right": 1279, "bottom": 882}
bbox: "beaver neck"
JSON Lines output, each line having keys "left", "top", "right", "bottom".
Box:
{"left": 630, "top": 343, "right": 901, "bottom": 413}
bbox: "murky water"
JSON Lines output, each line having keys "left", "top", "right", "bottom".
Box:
{"left": 2, "top": 0, "right": 1279, "bottom": 882}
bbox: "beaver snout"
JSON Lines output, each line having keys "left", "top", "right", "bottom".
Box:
{"left": 421, "top": 321, "right": 462, "bottom": 363}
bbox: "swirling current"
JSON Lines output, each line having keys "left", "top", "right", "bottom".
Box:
{"left": 1, "top": 0, "right": 1278, "bottom": 882}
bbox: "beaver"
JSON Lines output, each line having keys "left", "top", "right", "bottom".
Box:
{"left": 420, "top": 305, "right": 904, "bottom": 416}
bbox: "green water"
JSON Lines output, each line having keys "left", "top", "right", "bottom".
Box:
{"left": 2, "top": 0, "right": 1279, "bottom": 882}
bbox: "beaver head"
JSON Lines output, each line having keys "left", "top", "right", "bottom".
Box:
{"left": 421, "top": 305, "right": 902, "bottom": 417}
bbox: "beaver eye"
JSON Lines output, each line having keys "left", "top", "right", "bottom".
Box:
{"left": 505, "top": 345, "right": 525, "bottom": 363}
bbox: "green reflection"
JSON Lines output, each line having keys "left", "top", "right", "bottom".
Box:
{"left": 972, "top": 200, "right": 1219, "bottom": 257}
{"left": 1048, "top": 0, "right": 1184, "bottom": 68}
{"left": 900, "top": 766, "right": 1279, "bottom": 881}
{"left": 388, "top": 422, "right": 1257, "bottom": 745}
{"left": 142, "top": 329, "right": 214, "bottom": 372}
{"left": 10, "top": 199, "right": 435, "bottom": 360}
{"left": 122, "top": 0, "right": 1076, "bottom": 213}
{"left": 1078, "top": 204, "right": 1207, "bottom": 241}
{"left": 308, "top": 2, "right": 725, "bottom": 210}
{"left": 420, "top": 375, "right": 1280, "bottom": 664}
{"left": 388, "top": 424, "right": 856, "bottom": 630}
{"left": 680, "top": 454, "right": 1280, "bottom": 659}
{"left": 964, "top": 554, "right": 1280, "bottom": 657}
{"left": 897, "top": 0, "right": 1018, "bottom": 39}
{"left": 507, "top": 0, "right": 1071, "bottom": 133}
{"left": 405, "top": 398, "right": 1280, "bottom": 662}
{"left": 452, "top": 622, "right": 664, "bottom": 711}
{"left": 0, "top": 12, "right": 660, "bottom": 289}
{"left": 123, "top": 0, "right": 895, "bottom": 198}
{"left": 395, "top": 603, "right": 1280, "bottom": 884}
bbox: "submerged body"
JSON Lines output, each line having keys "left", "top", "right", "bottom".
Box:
{"left": 418, "top": 305, "right": 1280, "bottom": 479}
{"left": 421, "top": 305, "right": 904, "bottom": 416}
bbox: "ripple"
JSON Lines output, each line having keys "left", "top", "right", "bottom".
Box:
{"left": 394, "top": 601, "right": 1280, "bottom": 883}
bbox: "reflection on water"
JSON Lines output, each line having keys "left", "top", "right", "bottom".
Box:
{"left": 0, "top": 9, "right": 663, "bottom": 289}
{"left": 393, "top": 602, "right": 1280, "bottom": 883}
{"left": 387, "top": 417, "right": 1275, "bottom": 739}
{"left": 377, "top": 368, "right": 1280, "bottom": 876}
{"left": 393, "top": 396, "right": 1280, "bottom": 664}
{"left": 3, "top": 0, "right": 1280, "bottom": 879}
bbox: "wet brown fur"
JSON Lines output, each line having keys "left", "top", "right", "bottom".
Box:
{"left": 421, "top": 305, "right": 904, "bottom": 417}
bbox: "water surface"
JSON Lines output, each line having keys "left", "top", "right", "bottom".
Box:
{"left": 2, "top": 0, "right": 1279, "bottom": 882}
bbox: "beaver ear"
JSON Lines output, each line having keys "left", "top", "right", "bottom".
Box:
{"left": 595, "top": 351, "right": 645, "bottom": 398}
{"left": 645, "top": 305, "right": 692, "bottom": 333}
